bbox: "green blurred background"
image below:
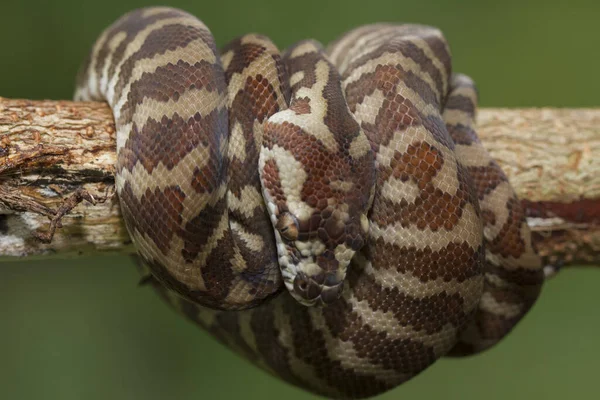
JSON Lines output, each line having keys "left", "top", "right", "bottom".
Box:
{"left": 1, "top": 0, "right": 598, "bottom": 399}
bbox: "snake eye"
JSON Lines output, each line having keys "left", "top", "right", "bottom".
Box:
{"left": 276, "top": 212, "right": 299, "bottom": 241}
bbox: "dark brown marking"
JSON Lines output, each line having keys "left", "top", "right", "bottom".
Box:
{"left": 348, "top": 269, "right": 472, "bottom": 334}
{"left": 366, "top": 238, "right": 483, "bottom": 283}
{"left": 119, "top": 107, "right": 228, "bottom": 175}
{"left": 290, "top": 96, "right": 311, "bottom": 114}
{"left": 118, "top": 58, "right": 226, "bottom": 126}
{"left": 119, "top": 183, "right": 184, "bottom": 254}
{"left": 94, "top": 9, "right": 185, "bottom": 94}
{"left": 113, "top": 22, "right": 217, "bottom": 104}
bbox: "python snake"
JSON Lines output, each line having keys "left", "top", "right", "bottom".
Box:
{"left": 75, "top": 7, "right": 544, "bottom": 399}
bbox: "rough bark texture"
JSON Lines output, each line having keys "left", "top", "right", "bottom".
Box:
{"left": 0, "top": 97, "right": 598, "bottom": 268}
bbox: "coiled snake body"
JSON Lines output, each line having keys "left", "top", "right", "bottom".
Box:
{"left": 75, "top": 7, "right": 544, "bottom": 399}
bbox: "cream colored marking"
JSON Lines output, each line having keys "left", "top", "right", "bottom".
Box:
{"left": 329, "top": 180, "right": 354, "bottom": 193}
{"left": 220, "top": 49, "right": 234, "bottom": 70}
{"left": 360, "top": 214, "right": 369, "bottom": 233}
{"left": 516, "top": 222, "right": 543, "bottom": 269}
{"left": 395, "top": 80, "right": 439, "bottom": 116}
{"left": 334, "top": 244, "right": 354, "bottom": 268}
{"left": 447, "top": 84, "right": 476, "bottom": 99}
{"left": 77, "top": 25, "right": 112, "bottom": 100}
{"left": 99, "top": 31, "right": 128, "bottom": 97}
{"left": 443, "top": 109, "right": 473, "bottom": 127}
{"left": 225, "top": 310, "right": 279, "bottom": 376}
{"left": 454, "top": 144, "right": 491, "bottom": 167}
{"left": 294, "top": 239, "right": 326, "bottom": 258}
{"left": 485, "top": 225, "right": 541, "bottom": 271}
{"left": 289, "top": 41, "right": 319, "bottom": 58}
{"left": 267, "top": 62, "right": 340, "bottom": 154}
{"left": 73, "top": 86, "right": 90, "bottom": 102}
{"left": 375, "top": 123, "right": 460, "bottom": 197}
{"left": 228, "top": 120, "right": 247, "bottom": 162}
{"left": 111, "top": 37, "right": 216, "bottom": 111}
{"left": 340, "top": 29, "right": 446, "bottom": 87}
{"left": 130, "top": 88, "right": 225, "bottom": 131}
{"left": 224, "top": 49, "right": 283, "bottom": 109}
{"left": 228, "top": 185, "right": 264, "bottom": 219}
{"left": 230, "top": 220, "right": 266, "bottom": 253}
{"left": 115, "top": 143, "right": 210, "bottom": 198}
{"left": 343, "top": 51, "right": 441, "bottom": 100}
{"left": 451, "top": 74, "right": 476, "bottom": 88}
{"left": 479, "top": 291, "right": 523, "bottom": 318}
{"left": 240, "top": 33, "right": 263, "bottom": 45}
{"left": 408, "top": 36, "right": 449, "bottom": 93}
{"left": 229, "top": 246, "right": 248, "bottom": 273}
{"left": 330, "top": 25, "right": 399, "bottom": 73}
{"left": 375, "top": 127, "right": 418, "bottom": 169}
{"left": 251, "top": 119, "right": 266, "bottom": 151}
{"left": 479, "top": 181, "right": 513, "bottom": 240}
{"left": 352, "top": 88, "right": 386, "bottom": 126}
{"left": 141, "top": 7, "right": 181, "bottom": 17}
{"left": 105, "top": 16, "right": 210, "bottom": 112}
{"left": 360, "top": 255, "right": 483, "bottom": 312}
{"left": 259, "top": 145, "right": 314, "bottom": 221}
{"left": 128, "top": 228, "right": 205, "bottom": 292}
{"left": 309, "top": 308, "right": 412, "bottom": 386}
{"left": 370, "top": 202, "right": 482, "bottom": 251}
{"left": 380, "top": 176, "right": 421, "bottom": 204}
{"left": 179, "top": 210, "right": 229, "bottom": 287}
{"left": 114, "top": 124, "right": 131, "bottom": 152}
{"left": 484, "top": 271, "right": 511, "bottom": 289}
{"left": 327, "top": 26, "right": 371, "bottom": 69}
{"left": 429, "top": 144, "right": 460, "bottom": 196}
{"left": 347, "top": 292, "right": 461, "bottom": 357}
{"left": 348, "top": 131, "right": 372, "bottom": 159}
{"left": 289, "top": 70, "right": 305, "bottom": 87}
{"left": 272, "top": 302, "right": 343, "bottom": 397}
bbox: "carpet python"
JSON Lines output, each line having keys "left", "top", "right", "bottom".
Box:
{"left": 75, "top": 7, "right": 545, "bottom": 399}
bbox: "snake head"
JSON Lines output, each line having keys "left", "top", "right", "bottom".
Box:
{"left": 259, "top": 126, "right": 376, "bottom": 307}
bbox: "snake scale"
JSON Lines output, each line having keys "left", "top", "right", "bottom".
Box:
{"left": 74, "top": 7, "right": 545, "bottom": 399}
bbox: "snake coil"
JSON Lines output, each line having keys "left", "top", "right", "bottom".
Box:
{"left": 75, "top": 7, "right": 544, "bottom": 399}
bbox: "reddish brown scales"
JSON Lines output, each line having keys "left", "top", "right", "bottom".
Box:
{"left": 344, "top": 65, "right": 423, "bottom": 149}
{"left": 78, "top": 10, "right": 546, "bottom": 399}
{"left": 85, "top": 9, "right": 183, "bottom": 93}
{"left": 367, "top": 238, "right": 482, "bottom": 282}
{"left": 486, "top": 197, "right": 529, "bottom": 259}
{"left": 348, "top": 271, "right": 470, "bottom": 334}
{"left": 261, "top": 158, "right": 287, "bottom": 211}
{"left": 289, "top": 97, "right": 312, "bottom": 114}
{"left": 120, "top": 59, "right": 225, "bottom": 115}
{"left": 119, "top": 108, "right": 227, "bottom": 174}
{"left": 443, "top": 74, "right": 543, "bottom": 354}
{"left": 114, "top": 24, "right": 216, "bottom": 107}
{"left": 119, "top": 184, "right": 184, "bottom": 255}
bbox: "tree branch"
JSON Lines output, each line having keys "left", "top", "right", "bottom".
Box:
{"left": 0, "top": 97, "right": 598, "bottom": 268}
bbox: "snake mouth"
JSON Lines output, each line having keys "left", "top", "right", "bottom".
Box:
{"left": 288, "top": 271, "right": 344, "bottom": 306}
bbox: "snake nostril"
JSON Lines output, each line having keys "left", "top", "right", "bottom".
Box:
{"left": 294, "top": 274, "right": 310, "bottom": 293}
{"left": 298, "top": 280, "right": 308, "bottom": 291}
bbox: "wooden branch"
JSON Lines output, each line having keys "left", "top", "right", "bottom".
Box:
{"left": 0, "top": 97, "right": 598, "bottom": 268}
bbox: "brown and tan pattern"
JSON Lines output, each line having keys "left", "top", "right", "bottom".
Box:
{"left": 76, "top": 8, "right": 544, "bottom": 399}
{"left": 260, "top": 40, "right": 376, "bottom": 306}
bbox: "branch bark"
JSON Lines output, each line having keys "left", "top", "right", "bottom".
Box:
{"left": 0, "top": 97, "right": 598, "bottom": 268}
